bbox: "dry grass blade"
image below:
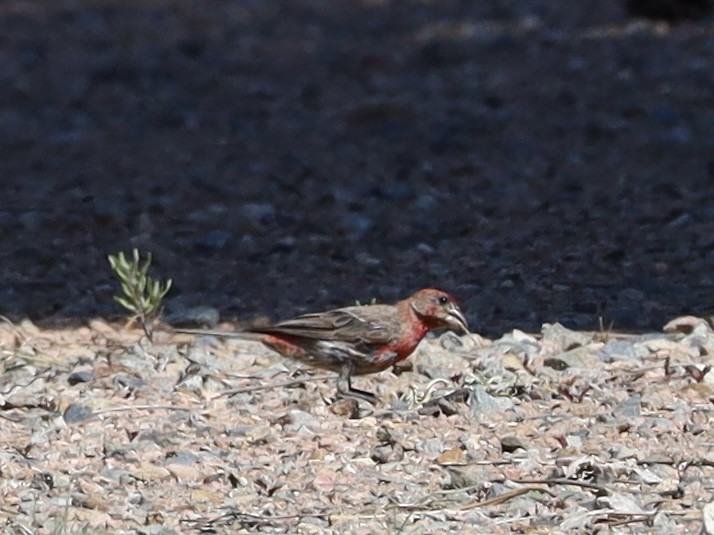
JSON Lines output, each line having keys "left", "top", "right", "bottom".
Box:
{"left": 208, "top": 374, "right": 335, "bottom": 400}
{"left": 94, "top": 404, "right": 197, "bottom": 415}
{"left": 182, "top": 510, "right": 332, "bottom": 531}
{"left": 509, "top": 477, "right": 609, "bottom": 494}
{"left": 460, "top": 486, "right": 556, "bottom": 510}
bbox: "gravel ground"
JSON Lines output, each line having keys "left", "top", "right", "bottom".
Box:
{"left": 1, "top": 318, "right": 714, "bottom": 534}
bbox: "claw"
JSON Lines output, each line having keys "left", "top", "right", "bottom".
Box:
{"left": 337, "top": 362, "right": 378, "bottom": 404}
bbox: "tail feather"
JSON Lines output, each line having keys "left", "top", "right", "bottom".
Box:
{"left": 174, "top": 328, "right": 263, "bottom": 341}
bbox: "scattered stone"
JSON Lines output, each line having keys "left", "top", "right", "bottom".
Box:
{"left": 281, "top": 409, "right": 322, "bottom": 433}
{"left": 500, "top": 436, "right": 526, "bottom": 453}
{"left": 446, "top": 466, "right": 488, "bottom": 489}
{"left": 703, "top": 501, "right": 714, "bottom": 534}
{"left": 113, "top": 374, "right": 147, "bottom": 391}
{"left": 468, "top": 385, "right": 514, "bottom": 419}
{"left": 615, "top": 394, "right": 642, "bottom": 418}
{"left": 546, "top": 346, "right": 603, "bottom": 370}
{"left": 67, "top": 370, "right": 94, "bottom": 385}
{"left": 194, "top": 230, "right": 233, "bottom": 253}
{"left": 596, "top": 493, "right": 646, "bottom": 515}
{"left": 164, "top": 452, "right": 200, "bottom": 465}
{"left": 132, "top": 463, "right": 172, "bottom": 483}
{"left": 165, "top": 305, "right": 220, "bottom": 328}
{"left": 417, "top": 437, "right": 444, "bottom": 456}
{"left": 63, "top": 403, "right": 94, "bottom": 424}
{"left": 165, "top": 463, "right": 202, "bottom": 483}
{"left": 541, "top": 322, "right": 594, "bottom": 350}
{"left": 370, "top": 443, "right": 404, "bottom": 464}
{"left": 440, "top": 331, "right": 467, "bottom": 351}
{"left": 598, "top": 340, "right": 648, "bottom": 362}
{"left": 435, "top": 447, "right": 466, "bottom": 465}
{"left": 632, "top": 467, "right": 663, "bottom": 485}
{"left": 663, "top": 315, "right": 710, "bottom": 335}
{"left": 329, "top": 398, "right": 359, "bottom": 418}
{"left": 500, "top": 353, "right": 527, "bottom": 372}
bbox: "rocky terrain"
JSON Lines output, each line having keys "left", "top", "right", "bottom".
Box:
{"left": 1, "top": 317, "right": 714, "bottom": 533}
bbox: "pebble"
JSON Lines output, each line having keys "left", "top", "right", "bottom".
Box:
{"left": 416, "top": 437, "right": 444, "bottom": 456}
{"left": 194, "top": 230, "right": 233, "bottom": 253}
{"left": 598, "top": 340, "right": 647, "bottom": 362}
{"left": 541, "top": 322, "right": 594, "bottom": 349}
{"left": 63, "top": 403, "right": 94, "bottom": 424}
{"left": 546, "top": 346, "right": 601, "bottom": 370}
{"left": 703, "top": 501, "right": 714, "bottom": 535}
{"left": 67, "top": 370, "right": 94, "bottom": 385}
{"left": 615, "top": 394, "right": 642, "bottom": 418}
{"left": 468, "top": 385, "right": 514, "bottom": 419}
{"left": 500, "top": 436, "right": 526, "bottom": 453}
{"left": 282, "top": 409, "right": 322, "bottom": 433}
{"left": 164, "top": 304, "right": 220, "bottom": 328}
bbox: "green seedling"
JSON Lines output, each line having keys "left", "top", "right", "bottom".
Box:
{"left": 108, "top": 248, "right": 172, "bottom": 341}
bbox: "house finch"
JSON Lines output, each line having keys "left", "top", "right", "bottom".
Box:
{"left": 177, "top": 288, "right": 469, "bottom": 403}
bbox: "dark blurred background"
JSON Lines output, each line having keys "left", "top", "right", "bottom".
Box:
{"left": 1, "top": 0, "right": 713, "bottom": 335}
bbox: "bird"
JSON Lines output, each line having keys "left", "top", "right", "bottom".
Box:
{"left": 176, "top": 288, "right": 469, "bottom": 403}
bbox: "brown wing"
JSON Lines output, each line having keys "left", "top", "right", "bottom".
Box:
{"left": 249, "top": 304, "right": 398, "bottom": 346}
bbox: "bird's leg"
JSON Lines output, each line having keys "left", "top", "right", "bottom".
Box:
{"left": 336, "top": 362, "right": 377, "bottom": 404}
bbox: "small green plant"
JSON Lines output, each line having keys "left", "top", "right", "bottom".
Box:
{"left": 108, "top": 249, "right": 172, "bottom": 341}
{"left": 355, "top": 297, "right": 378, "bottom": 306}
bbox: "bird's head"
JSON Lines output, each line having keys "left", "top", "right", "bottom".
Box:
{"left": 408, "top": 288, "right": 469, "bottom": 334}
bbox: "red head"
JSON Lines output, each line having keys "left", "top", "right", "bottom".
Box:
{"left": 406, "top": 288, "right": 469, "bottom": 334}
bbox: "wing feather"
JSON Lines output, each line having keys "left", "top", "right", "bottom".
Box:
{"left": 249, "top": 305, "right": 397, "bottom": 346}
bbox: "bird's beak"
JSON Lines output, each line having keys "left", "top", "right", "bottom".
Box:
{"left": 444, "top": 303, "right": 469, "bottom": 334}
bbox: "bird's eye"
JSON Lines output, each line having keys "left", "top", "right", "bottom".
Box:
{"left": 438, "top": 296, "right": 448, "bottom": 305}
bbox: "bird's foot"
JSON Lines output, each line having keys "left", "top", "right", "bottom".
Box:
{"left": 336, "top": 363, "right": 378, "bottom": 405}
{"left": 335, "top": 386, "right": 378, "bottom": 405}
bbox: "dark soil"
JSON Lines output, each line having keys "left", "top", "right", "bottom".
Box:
{"left": 2, "top": 0, "right": 714, "bottom": 336}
